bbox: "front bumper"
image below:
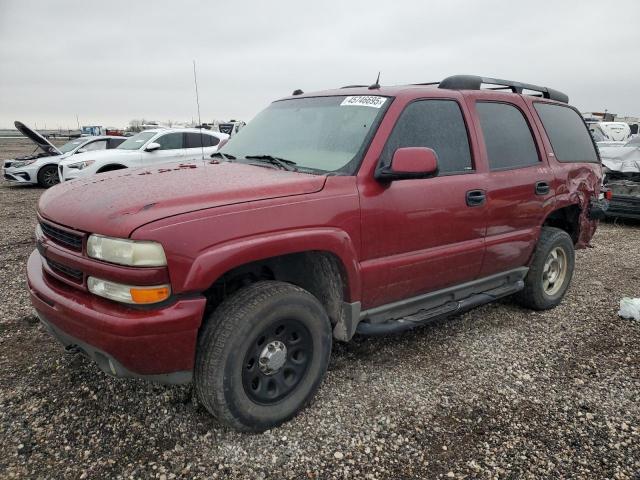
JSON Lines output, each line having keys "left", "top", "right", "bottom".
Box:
{"left": 27, "top": 250, "right": 207, "bottom": 383}
{"left": 3, "top": 165, "right": 38, "bottom": 184}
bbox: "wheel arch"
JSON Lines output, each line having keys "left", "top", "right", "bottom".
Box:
{"left": 542, "top": 203, "right": 582, "bottom": 244}
{"left": 185, "top": 229, "right": 362, "bottom": 338}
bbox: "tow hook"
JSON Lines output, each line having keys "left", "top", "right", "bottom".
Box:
{"left": 64, "top": 344, "right": 80, "bottom": 355}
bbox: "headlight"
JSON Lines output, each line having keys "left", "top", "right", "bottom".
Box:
{"left": 87, "top": 234, "right": 167, "bottom": 267}
{"left": 88, "top": 277, "right": 170, "bottom": 304}
{"left": 11, "top": 159, "right": 37, "bottom": 168}
{"left": 67, "top": 160, "right": 95, "bottom": 170}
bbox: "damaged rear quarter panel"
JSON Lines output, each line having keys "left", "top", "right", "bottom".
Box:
{"left": 552, "top": 162, "right": 602, "bottom": 248}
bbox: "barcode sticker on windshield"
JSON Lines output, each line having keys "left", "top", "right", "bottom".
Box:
{"left": 341, "top": 96, "right": 387, "bottom": 108}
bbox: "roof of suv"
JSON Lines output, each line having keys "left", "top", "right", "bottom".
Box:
{"left": 283, "top": 74, "right": 570, "bottom": 105}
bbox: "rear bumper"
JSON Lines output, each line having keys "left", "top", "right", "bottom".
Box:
{"left": 605, "top": 195, "right": 640, "bottom": 220}
{"left": 27, "top": 250, "right": 207, "bottom": 383}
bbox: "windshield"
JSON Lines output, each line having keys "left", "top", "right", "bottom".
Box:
{"left": 117, "top": 131, "right": 157, "bottom": 150}
{"left": 219, "top": 95, "right": 389, "bottom": 173}
{"left": 59, "top": 138, "right": 86, "bottom": 154}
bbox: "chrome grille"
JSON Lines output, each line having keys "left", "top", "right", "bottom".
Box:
{"left": 40, "top": 221, "right": 83, "bottom": 251}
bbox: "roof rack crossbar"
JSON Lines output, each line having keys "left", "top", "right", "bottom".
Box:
{"left": 438, "top": 75, "right": 569, "bottom": 103}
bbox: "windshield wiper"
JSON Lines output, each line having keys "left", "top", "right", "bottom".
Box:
{"left": 244, "top": 154, "right": 297, "bottom": 171}
{"left": 210, "top": 152, "right": 236, "bottom": 160}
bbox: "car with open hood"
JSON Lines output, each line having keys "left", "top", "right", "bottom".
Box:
{"left": 58, "top": 128, "right": 228, "bottom": 181}
{"left": 2, "top": 121, "right": 126, "bottom": 187}
{"left": 28, "top": 75, "right": 603, "bottom": 432}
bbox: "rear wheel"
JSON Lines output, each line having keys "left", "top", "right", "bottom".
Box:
{"left": 516, "top": 227, "right": 575, "bottom": 310}
{"left": 37, "top": 165, "right": 59, "bottom": 188}
{"left": 195, "top": 281, "right": 332, "bottom": 432}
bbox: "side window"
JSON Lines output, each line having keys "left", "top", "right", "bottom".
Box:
{"left": 185, "top": 132, "right": 202, "bottom": 148}
{"left": 476, "top": 102, "right": 539, "bottom": 170}
{"left": 82, "top": 140, "right": 107, "bottom": 151}
{"left": 204, "top": 135, "right": 220, "bottom": 147}
{"left": 533, "top": 103, "right": 599, "bottom": 163}
{"left": 380, "top": 99, "right": 473, "bottom": 174}
{"left": 108, "top": 138, "right": 126, "bottom": 149}
{"left": 155, "top": 132, "right": 184, "bottom": 150}
{"left": 185, "top": 132, "right": 221, "bottom": 148}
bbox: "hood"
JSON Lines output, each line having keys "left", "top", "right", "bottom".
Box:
{"left": 14, "top": 121, "right": 62, "bottom": 156}
{"left": 38, "top": 161, "right": 327, "bottom": 238}
{"left": 600, "top": 146, "right": 640, "bottom": 174}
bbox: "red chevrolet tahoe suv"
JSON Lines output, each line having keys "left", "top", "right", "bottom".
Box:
{"left": 27, "top": 75, "right": 603, "bottom": 431}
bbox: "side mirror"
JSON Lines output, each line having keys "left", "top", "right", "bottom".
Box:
{"left": 375, "top": 147, "right": 438, "bottom": 181}
{"left": 76, "top": 148, "right": 87, "bottom": 153}
{"left": 145, "top": 142, "right": 161, "bottom": 152}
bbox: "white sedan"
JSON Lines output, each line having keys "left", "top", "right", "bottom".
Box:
{"left": 58, "top": 128, "right": 228, "bottom": 182}
{"left": 2, "top": 121, "right": 126, "bottom": 187}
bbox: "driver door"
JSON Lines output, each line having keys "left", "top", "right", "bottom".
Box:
{"left": 144, "top": 132, "right": 186, "bottom": 166}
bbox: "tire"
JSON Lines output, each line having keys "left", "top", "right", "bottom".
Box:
{"left": 195, "top": 281, "right": 332, "bottom": 432}
{"left": 37, "top": 165, "right": 59, "bottom": 188}
{"left": 515, "top": 226, "right": 575, "bottom": 310}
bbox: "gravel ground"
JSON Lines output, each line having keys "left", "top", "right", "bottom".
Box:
{"left": 1, "top": 139, "right": 639, "bottom": 479}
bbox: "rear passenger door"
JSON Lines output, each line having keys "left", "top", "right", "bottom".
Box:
{"left": 358, "top": 98, "right": 488, "bottom": 308}
{"left": 469, "top": 96, "right": 555, "bottom": 277}
{"left": 183, "top": 132, "right": 221, "bottom": 162}
{"left": 144, "top": 132, "right": 186, "bottom": 166}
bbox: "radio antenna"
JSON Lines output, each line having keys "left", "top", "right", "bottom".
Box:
{"left": 193, "top": 60, "right": 205, "bottom": 162}
{"left": 368, "top": 71, "right": 381, "bottom": 90}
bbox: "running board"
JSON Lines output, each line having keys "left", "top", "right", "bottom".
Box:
{"left": 355, "top": 268, "right": 526, "bottom": 336}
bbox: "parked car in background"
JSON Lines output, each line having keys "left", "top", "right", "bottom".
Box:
{"left": 2, "top": 121, "right": 125, "bottom": 187}
{"left": 28, "top": 75, "right": 603, "bottom": 432}
{"left": 58, "top": 128, "right": 228, "bottom": 182}
{"left": 599, "top": 122, "right": 632, "bottom": 142}
{"left": 600, "top": 136, "right": 640, "bottom": 219}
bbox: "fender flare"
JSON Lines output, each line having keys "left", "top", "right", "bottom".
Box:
{"left": 183, "top": 227, "right": 361, "bottom": 302}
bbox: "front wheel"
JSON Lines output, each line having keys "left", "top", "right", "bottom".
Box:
{"left": 516, "top": 226, "right": 575, "bottom": 310}
{"left": 195, "top": 281, "right": 332, "bottom": 432}
{"left": 37, "top": 165, "right": 59, "bottom": 188}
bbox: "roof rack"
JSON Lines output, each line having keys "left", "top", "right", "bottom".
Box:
{"left": 340, "top": 85, "right": 368, "bottom": 89}
{"left": 438, "top": 75, "right": 568, "bottom": 103}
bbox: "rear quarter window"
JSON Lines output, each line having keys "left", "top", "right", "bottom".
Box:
{"left": 533, "top": 103, "right": 599, "bottom": 163}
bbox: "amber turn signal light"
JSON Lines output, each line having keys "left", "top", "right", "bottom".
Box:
{"left": 129, "top": 286, "right": 171, "bottom": 304}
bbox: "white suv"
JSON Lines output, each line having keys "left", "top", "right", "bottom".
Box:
{"left": 58, "top": 128, "right": 228, "bottom": 182}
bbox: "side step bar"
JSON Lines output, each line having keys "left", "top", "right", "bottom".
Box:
{"left": 355, "top": 269, "right": 526, "bottom": 336}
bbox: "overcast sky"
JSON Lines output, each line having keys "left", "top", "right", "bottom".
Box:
{"left": 0, "top": 0, "right": 638, "bottom": 129}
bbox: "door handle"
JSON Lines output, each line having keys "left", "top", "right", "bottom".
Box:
{"left": 466, "top": 189, "right": 486, "bottom": 207}
{"left": 535, "top": 181, "right": 550, "bottom": 195}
